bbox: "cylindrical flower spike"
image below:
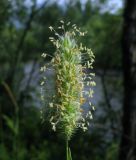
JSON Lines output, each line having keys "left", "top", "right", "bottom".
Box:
{"left": 40, "top": 21, "right": 96, "bottom": 140}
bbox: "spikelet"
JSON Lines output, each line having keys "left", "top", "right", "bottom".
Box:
{"left": 40, "top": 21, "right": 96, "bottom": 140}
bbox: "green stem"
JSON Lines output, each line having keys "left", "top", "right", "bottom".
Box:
{"left": 66, "top": 140, "right": 69, "bottom": 160}
{"left": 66, "top": 139, "right": 72, "bottom": 160}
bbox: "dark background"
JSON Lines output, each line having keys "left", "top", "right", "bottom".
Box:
{"left": 0, "top": 0, "right": 136, "bottom": 160}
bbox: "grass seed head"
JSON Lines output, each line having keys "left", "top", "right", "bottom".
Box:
{"left": 40, "top": 21, "right": 96, "bottom": 140}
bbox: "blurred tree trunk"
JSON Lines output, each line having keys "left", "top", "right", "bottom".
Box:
{"left": 119, "top": 0, "right": 136, "bottom": 160}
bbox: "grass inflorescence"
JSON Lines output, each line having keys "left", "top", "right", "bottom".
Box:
{"left": 40, "top": 21, "right": 96, "bottom": 141}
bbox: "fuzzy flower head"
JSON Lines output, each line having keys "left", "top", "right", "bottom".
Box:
{"left": 40, "top": 21, "right": 96, "bottom": 140}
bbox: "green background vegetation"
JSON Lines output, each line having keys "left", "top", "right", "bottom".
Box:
{"left": 0, "top": 0, "right": 125, "bottom": 160}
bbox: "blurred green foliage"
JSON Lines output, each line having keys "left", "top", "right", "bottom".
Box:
{"left": 0, "top": 0, "right": 123, "bottom": 159}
